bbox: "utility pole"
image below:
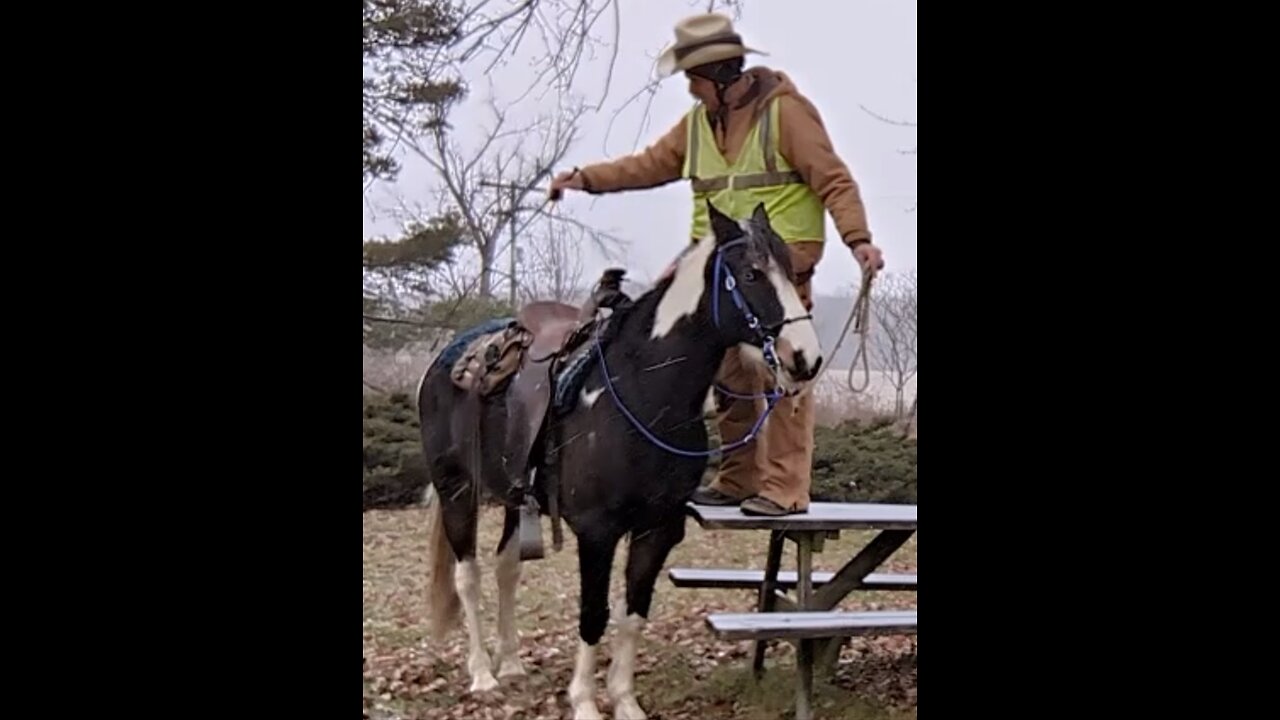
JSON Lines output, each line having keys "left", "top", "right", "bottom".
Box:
{"left": 479, "top": 179, "right": 543, "bottom": 309}
{"left": 508, "top": 184, "right": 518, "bottom": 308}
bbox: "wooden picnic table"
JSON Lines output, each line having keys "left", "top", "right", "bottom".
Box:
{"left": 678, "top": 501, "right": 918, "bottom": 720}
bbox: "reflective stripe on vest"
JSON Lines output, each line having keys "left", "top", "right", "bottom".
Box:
{"left": 682, "top": 97, "right": 826, "bottom": 243}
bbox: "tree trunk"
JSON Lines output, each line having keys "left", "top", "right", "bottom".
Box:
{"left": 478, "top": 238, "right": 497, "bottom": 298}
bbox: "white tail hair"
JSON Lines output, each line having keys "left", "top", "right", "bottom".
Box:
{"left": 424, "top": 484, "right": 461, "bottom": 641}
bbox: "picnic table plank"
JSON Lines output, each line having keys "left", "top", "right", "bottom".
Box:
{"left": 687, "top": 501, "right": 917, "bottom": 531}
{"left": 707, "top": 610, "right": 919, "bottom": 642}
{"left": 668, "top": 567, "right": 918, "bottom": 591}
{"left": 668, "top": 568, "right": 916, "bottom": 589}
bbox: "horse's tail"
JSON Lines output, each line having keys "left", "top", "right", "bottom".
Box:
{"left": 424, "top": 482, "right": 461, "bottom": 641}
{"left": 424, "top": 384, "right": 487, "bottom": 642}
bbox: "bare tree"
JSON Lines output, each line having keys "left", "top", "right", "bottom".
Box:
{"left": 402, "top": 97, "right": 587, "bottom": 298}
{"left": 364, "top": 0, "right": 641, "bottom": 386}
{"left": 451, "top": 0, "right": 742, "bottom": 113}
{"left": 859, "top": 99, "right": 917, "bottom": 212}
{"left": 870, "top": 270, "right": 918, "bottom": 418}
{"left": 519, "top": 221, "right": 587, "bottom": 303}
{"left": 903, "top": 394, "right": 917, "bottom": 438}
{"left": 454, "top": 0, "right": 622, "bottom": 106}
{"left": 366, "top": 0, "right": 628, "bottom": 164}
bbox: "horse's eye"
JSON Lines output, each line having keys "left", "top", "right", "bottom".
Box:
{"left": 743, "top": 268, "right": 758, "bottom": 282}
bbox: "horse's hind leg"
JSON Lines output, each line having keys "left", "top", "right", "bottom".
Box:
{"left": 608, "top": 517, "right": 688, "bottom": 720}
{"left": 494, "top": 506, "right": 525, "bottom": 680}
{"left": 435, "top": 458, "right": 499, "bottom": 694}
{"left": 570, "top": 526, "right": 623, "bottom": 720}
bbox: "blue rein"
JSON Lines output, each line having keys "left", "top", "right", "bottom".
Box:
{"left": 592, "top": 239, "right": 787, "bottom": 458}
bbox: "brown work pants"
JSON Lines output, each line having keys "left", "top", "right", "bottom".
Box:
{"left": 709, "top": 240, "right": 824, "bottom": 511}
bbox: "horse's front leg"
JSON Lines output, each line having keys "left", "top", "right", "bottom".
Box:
{"left": 570, "top": 527, "right": 621, "bottom": 720}
{"left": 608, "top": 517, "right": 687, "bottom": 720}
{"left": 495, "top": 507, "right": 525, "bottom": 680}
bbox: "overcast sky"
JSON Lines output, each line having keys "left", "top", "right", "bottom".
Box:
{"left": 363, "top": 0, "right": 916, "bottom": 298}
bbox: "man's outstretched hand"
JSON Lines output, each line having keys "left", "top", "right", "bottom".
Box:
{"left": 548, "top": 168, "right": 585, "bottom": 200}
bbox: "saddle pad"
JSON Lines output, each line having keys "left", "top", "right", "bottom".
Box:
{"left": 552, "top": 345, "right": 598, "bottom": 416}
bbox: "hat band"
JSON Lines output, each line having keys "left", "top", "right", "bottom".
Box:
{"left": 674, "top": 32, "right": 743, "bottom": 61}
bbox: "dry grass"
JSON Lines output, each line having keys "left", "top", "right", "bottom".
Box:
{"left": 364, "top": 506, "right": 917, "bottom": 719}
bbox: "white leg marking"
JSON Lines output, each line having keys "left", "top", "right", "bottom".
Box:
{"left": 495, "top": 537, "right": 525, "bottom": 680}
{"left": 455, "top": 559, "right": 499, "bottom": 692}
{"left": 569, "top": 640, "right": 602, "bottom": 719}
{"left": 703, "top": 387, "right": 718, "bottom": 416}
{"left": 608, "top": 613, "right": 648, "bottom": 720}
{"left": 652, "top": 235, "right": 716, "bottom": 339}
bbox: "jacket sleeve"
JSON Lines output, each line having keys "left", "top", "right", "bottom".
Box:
{"left": 776, "top": 95, "right": 873, "bottom": 247}
{"left": 577, "top": 116, "right": 688, "bottom": 193}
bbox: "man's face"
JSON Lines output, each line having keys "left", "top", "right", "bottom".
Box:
{"left": 685, "top": 73, "right": 717, "bottom": 105}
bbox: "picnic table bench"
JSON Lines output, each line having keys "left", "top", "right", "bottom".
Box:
{"left": 672, "top": 501, "right": 918, "bottom": 720}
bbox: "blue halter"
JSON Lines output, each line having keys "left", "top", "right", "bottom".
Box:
{"left": 592, "top": 239, "right": 802, "bottom": 458}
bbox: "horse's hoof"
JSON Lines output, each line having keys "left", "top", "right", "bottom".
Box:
{"left": 613, "top": 698, "right": 647, "bottom": 720}
{"left": 469, "top": 672, "right": 500, "bottom": 693}
{"left": 497, "top": 656, "right": 526, "bottom": 679}
{"left": 573, "top": 706, "right": 603, "bottom": 720}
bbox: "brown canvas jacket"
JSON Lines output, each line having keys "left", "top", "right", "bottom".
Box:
{"left": 577, "top": 67, "right": 873, "bottom": 247}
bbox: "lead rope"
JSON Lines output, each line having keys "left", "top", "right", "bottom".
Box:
{"left": 792, "top": 266, "right": 876, "bottom": 401}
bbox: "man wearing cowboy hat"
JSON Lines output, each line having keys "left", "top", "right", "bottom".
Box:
{"left": 549, "top": 12, "right": 883, "bottom": 517}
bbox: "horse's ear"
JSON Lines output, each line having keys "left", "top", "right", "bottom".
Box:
{"left": 707, "top": 200, "right": 742, "bottom": 244}
{"left": 751, "top": 202, "right": 770, "bottom": 227}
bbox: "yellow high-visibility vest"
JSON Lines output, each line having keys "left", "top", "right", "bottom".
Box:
{"left": 682, "top": 97, "right": 826, "bottom": 243}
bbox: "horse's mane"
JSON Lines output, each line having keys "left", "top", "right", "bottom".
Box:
{"left": 601, "top": 279, "right": 663, "bottom": 335}
{"left": 602, "top": 216, "right": 796, "bottom": 341}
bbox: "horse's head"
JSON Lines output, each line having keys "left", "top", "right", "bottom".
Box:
{"left": 703, "top": 201, "right": 824, "bottom": 392}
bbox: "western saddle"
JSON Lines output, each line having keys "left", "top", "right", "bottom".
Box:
{"left": 446, "top": 269, "right": 632, "bottom": 560}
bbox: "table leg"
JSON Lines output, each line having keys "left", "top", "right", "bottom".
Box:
{"left": 811, "top": 529, "right": 915, "bottom": 611}
{"left": 810, "top": 529, "right": 915, "bottom": 686}
{"left": 797, "top": 636, "right": 815, "bottom": 720}
{"left": 796, "top": 531, "right": 813, "bottom": 606}
{"left": 795, "top": 532, "right": 815, "bottom": 720}
{"left": 752, "top": 530, "right": 785, "bottom": 677}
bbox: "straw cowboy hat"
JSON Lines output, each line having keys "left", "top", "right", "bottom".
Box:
{"left": 655, "top": 13, "right": 767, "bottom": 78}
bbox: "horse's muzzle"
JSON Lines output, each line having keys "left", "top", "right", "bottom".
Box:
{"left": 789, "top": 350, "right": 821, "bottom": 383}
{"left": 775, "top": 339, "right": 822, "bottom": 385}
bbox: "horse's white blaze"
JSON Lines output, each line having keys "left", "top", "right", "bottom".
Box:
{"left": 651, "top": 235, "right": 715, "bottom": 339}
{"left": 495, "top": 537, "right": 525, "bottom": 679}
{"left": 607, "top": 613, "right": 648, "bottom": 720}
{"left": 569, "top": 641, "right": 602, "bottom": 719}
{"left": 455, "top": 559, "right": 498, "bottom": 692}
{"left": 767, "top": 264, "right": 822, "bottom": 375}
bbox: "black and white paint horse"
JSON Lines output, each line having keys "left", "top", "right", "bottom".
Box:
{"left": 418, "top": 202, "right": 823, "bottom": 719}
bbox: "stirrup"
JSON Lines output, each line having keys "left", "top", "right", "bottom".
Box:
{"left": 518, "top": 495, "right": 545, "bottom": 561}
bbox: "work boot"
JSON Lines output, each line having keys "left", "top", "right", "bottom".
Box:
{"left": 740, "top": 495, "right": 808, "bottom": 517}
{"left": 690, "top": 485, "right": 744, "bottom": 506}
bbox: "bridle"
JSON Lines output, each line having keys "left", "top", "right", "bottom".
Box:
{"left": 591, "top": 238, "right": 812, "bottom": 458}
{"left": 710, "top": 237, "right": 813, "bottom": 376}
